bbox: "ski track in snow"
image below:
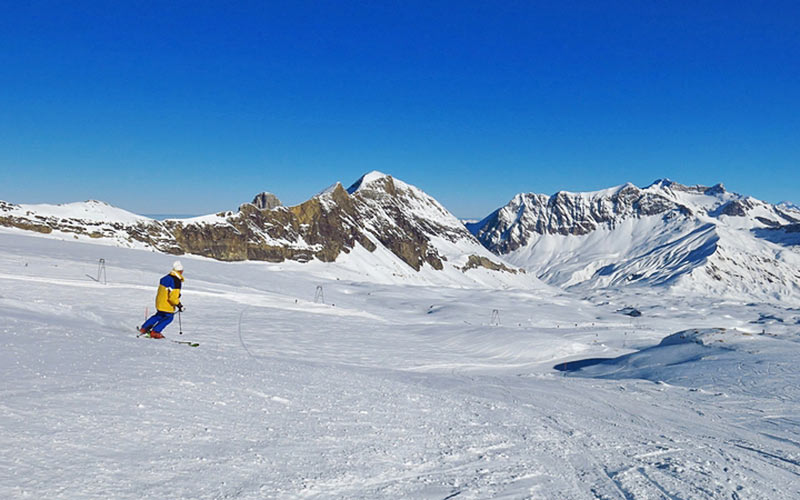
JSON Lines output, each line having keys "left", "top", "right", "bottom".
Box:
{"left": 1, "top": 233, "right": 799, "bottom": 499}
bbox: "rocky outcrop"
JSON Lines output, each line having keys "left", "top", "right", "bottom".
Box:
{"left": 0, "top": 207, "right": 54, "bottom": 235}
{"left": 714, "top": 199, "right": 755, "bottom": 217}
{"left": 0, "top": 201, "right": 171, "bottom": 242}
{"left": 250, "top": 192, "right": 282, "bottom": 210}
{"left": 150, "top": 183, "right": 379, "bottom": 263}
{"left": 460, "top": 255, "right": 521, "bottom": 274}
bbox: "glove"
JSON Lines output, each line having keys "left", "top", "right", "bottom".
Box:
{"left": 177, "top": 303, "right": 185, "bottom": 312}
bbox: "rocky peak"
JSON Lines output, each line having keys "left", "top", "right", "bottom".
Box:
{"left": 0, "top": 200, "right": 18, "bottom": 212}
{"left": 778, "top": 201, "right": 800, "bottom": 215}
{"left": 251, "top": 192, "right": 282, "bottom": 210}
{"left": 345, "top": 172, "right": 479, "bottom": 271}
{"left": 347, "top": 171, "right": 407, "bottom": 198}
{"left": 347, "top": 170, "right": 386, "bottom": 192}
{"left": 716, "top": 198, "right": 755, "bottom": 217}
{"left": 648, "top": 178, "right": 676, "bottom": 190}
{"left": 704, "top": 183, "right": 726, "bottom": 196}
{"left": 647, "top": 179, "right": 726, "bottom": 196}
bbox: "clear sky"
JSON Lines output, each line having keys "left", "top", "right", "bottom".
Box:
{"left": 1, "top": 1, "right": 798, "bottom": 218}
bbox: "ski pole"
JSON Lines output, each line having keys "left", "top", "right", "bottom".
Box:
{"left": 178, "top": 309, "right": 183, "bottom": 335}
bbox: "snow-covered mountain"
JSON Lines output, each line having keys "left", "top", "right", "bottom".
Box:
{"left": 778, "top": 200, "right": 800, "bottom": 213}
{"left": 468, "top": 179, "right": 800, "bottom": 300}
{"left": 0, "top": 172, "right": 525, "bottom": 285}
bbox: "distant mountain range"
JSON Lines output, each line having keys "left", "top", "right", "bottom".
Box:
{"left": 467, "top": 179, "right": 800, "bottom": 300}
{"left": 778, "top": 201, "right": 800, "bottom": 212}
{"left": 2, "top": 173, "right": 799, "bottom": 299}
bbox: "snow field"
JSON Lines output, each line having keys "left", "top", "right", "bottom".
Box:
{"left": 1, "top": 233, "right": 799, "bottom": 499}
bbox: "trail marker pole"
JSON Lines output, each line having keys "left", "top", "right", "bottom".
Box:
{"left": 490, "top": 309, "right": 501, "bottom": 327}
{"left": 86, "top": 258, "right": 107, "bottom": 284}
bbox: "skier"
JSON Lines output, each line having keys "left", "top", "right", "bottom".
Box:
{"left": 139, "top": 260, "right": 185, "bottom": 339}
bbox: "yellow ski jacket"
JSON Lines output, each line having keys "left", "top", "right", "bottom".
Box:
{"left": 155, "top": 270, "right": 184, "bottom": 313}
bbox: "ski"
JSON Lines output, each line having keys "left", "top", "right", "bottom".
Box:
{"left": 136, "top": 327, "right": 198, "bottom": 346}
{"left": 171, "top": 340, "right": 200, "bottom": 347}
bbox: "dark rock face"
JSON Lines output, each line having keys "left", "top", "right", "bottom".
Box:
{"left": 718, "top": 199, "right": 754, "bottom": 217}
{"left": 161, "top": 183, "right": 379, "bottom": 263}
{"left": 777, "top": 209, "right": 800, "bottom": 224}
{"left": 251, "top": 192, "right": 282, "bottom": 210}
{"left": 756, "top": 217, "right": 781, "bottom": 227}
{"left": 704, "top": 183, "right": 726, "bottom": 196}
{"left": 617, "top": 307, "right": 642, "bottom": 317}
{"left": 0, "top": 212, "right": 54, "bottom": 234}
{"left": 460, "top": 255, "right": 521, "bottom": 274}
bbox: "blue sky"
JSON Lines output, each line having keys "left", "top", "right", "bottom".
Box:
{"left": 1, "top": 1, "right": 798, "bottom": 217}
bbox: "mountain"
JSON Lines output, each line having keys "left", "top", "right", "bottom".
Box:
{"left": 5, "top": 174, "right": 797, "bottom": 298}
{"left": 468, "top": 180, "right": 800, "bottom": 300}
{"left": 344, "top": 172, "right": 520, "bottom": 274}
{"left": 0, "top": 172, "right": 525, "bottom": 285}
{"left": 778, "top": 201, "right": 800, "bottom": 212}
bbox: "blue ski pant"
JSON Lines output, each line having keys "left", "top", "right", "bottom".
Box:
{"left": 142, "top": 311, "right": 174, "bottom": 333}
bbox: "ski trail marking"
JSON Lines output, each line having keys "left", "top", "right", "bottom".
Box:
{"left": 731, "top": 442, "right": 800, "bottom": 471}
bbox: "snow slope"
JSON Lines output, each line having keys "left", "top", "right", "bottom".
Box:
{"left": 0, "top": 199, "right": 162, "bottom": 248}
{"left": 2, "top": 232, "right": 800, "bottom": 499}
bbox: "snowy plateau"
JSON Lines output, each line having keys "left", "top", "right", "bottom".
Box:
{"left": 1, "top": 174, "right": 800, "bottom": 499}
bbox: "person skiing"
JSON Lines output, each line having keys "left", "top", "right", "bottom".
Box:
{"left": 139, "top": 260, "right": 185, "bottom": 339}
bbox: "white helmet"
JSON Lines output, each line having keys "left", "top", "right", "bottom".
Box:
{"left": 172, "top": 260, "right": 184, "bottom": 272}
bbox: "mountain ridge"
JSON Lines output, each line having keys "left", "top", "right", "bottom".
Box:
{"left": 467, "top": 180, "right": 800, "bottom": 300}
{"left": 2, "top": 175, "right": 799, "bottom": 299}
{"left": 0, "top": 172, "right": 526, "bottom": 287}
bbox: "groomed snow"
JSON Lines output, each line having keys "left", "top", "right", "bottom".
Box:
{"left": 2, "top": 232, "right": 799, "bottom": 499}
